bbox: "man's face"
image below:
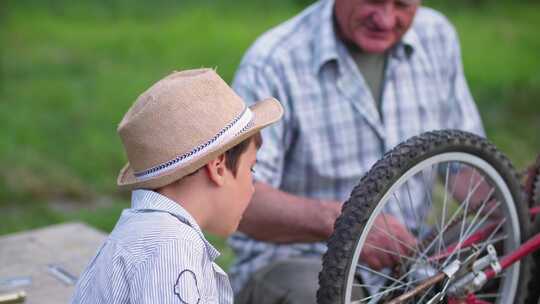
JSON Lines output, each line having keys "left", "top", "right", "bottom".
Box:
{"left": 334, "top": 0, "right": 419, "bottom": 53}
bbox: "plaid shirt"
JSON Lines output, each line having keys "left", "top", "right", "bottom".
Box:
{"left": 228, "top": 0, "right": 484, "bottom": 293}
{"left": 71, "top": 190, "right": 233, "bottom": 304}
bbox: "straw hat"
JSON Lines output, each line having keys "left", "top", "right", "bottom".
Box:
{"left": 116, "top": 68, "right": 283, "bottom": 190}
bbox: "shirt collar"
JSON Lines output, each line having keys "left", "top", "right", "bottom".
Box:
{"left": 395, "top": 26, "right": 420, "bottom": 59}
{"left": 313, "top": 0, "right": 421, "bottom": 73}
{"left": 130, "top": 189, "right": 220, "bottom": 260}
{"left": 312, "top": 0, "right": 341, "bottom": 74}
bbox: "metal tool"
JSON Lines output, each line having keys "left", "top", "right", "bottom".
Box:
{"left": 47, "top": 264, "right": 77, "bottom": 286}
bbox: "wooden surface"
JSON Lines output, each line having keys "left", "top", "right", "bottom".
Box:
{"left": 0, "top": 222, "right": 106, "bottom": 303}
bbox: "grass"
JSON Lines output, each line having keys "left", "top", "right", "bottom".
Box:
{"left": 1, "top": 0, "right": 302, "bottom": 204}
{"left": 1, "top": 0, "right": 539, "bottom": 270}
{"left": 426, "top": 1, "right": 540, "bottom": 169}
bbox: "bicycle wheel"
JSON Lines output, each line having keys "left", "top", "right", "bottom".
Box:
{"left": 526, "top": 158, "right": 540, "bottom": 304}
{"left": 318, "top": 130, "right": 530, "bottom": 304}
{"left": 527, "top": 216, "right": 540, "bottom": 304}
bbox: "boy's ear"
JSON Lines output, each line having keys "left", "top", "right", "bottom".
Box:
{"left": 205, "top": 153, "right": 227, "bottom": 186}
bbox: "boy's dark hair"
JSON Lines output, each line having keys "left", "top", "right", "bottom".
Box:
{"left": 180, "top": 133, "right": 262, "bottom": 181}
{"left": 225, "top": 132, "right": 262, "bottom": 176}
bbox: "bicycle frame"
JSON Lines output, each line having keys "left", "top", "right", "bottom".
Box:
{"left": 385, "top": 196, "right": 540, "bottom": 303}
{"left": 387, "top": 219, "right": 540, "bottom": 303}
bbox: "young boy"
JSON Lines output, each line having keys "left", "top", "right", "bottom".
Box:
{"left": 70, "top": 68, "right": 283, "bottom": 303}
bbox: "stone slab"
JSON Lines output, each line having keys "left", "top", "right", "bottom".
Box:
{"left": 0, "top": 222, "right": 106, "bottom": 303}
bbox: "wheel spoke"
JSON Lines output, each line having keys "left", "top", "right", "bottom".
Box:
{"left": 369, "top": 224, "right": 422, "bottom": 259}
{"left": 425, "top": 189, "right": 498, "bottom": 264}
{"left": 353, "top": 276, "right": 427, "bottom": 303}
{"left": 380, "top": 212, "right": 413, "bottom": 267}
{"left": 356, "top": 264, "right": 410, "bottom": 287}
{"left": 416, "top": 283, "right": 437, "bottom": 303}
{"left": 392, "top": 191, "right": 425, "bottom": 262}
{"left": 475, "top": 293, "right": 500, "bottom": 299}
{"left": 420, "top": 171, "right": 488, "bottom": 264}
{"left": 441, "top": 203, "right": 504, "bottom": 268}
{"left": 422, "top": 165, "right": 442, "bottom": 240}
{"left": 364, "top": 243, "right": 418, "bottom": 264}
{"left": 438, "top": 162, "right": 452, "bottom": 255}
{"left": 457, "top": 168, "right": 482, "bottom": 260}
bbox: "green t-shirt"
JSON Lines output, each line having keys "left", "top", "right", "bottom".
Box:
{"left": 349, "top": 46, "right": 388, "bottom": 118}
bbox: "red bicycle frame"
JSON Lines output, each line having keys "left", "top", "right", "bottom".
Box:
{"left": 386, "top": 155, "right": 540, "bottom": 304}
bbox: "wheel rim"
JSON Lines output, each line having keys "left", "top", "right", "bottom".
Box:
{"left": 344, "top": 152, "right": 522, "bottom": 304}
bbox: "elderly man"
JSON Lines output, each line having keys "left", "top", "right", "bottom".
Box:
{"left": 230, "top": 0, "right": 484, "bottom": 302}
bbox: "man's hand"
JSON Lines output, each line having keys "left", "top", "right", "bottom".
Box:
{"left": 360, "top": 213, "right": 417, "bottom": 270}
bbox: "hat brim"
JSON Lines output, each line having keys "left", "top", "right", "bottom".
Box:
{"left": 117, "top": 97, "right": 283, "bottom": 190}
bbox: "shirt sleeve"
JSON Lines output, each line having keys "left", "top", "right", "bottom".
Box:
{"left": 232, "top": 63, "right": 293, "bottom": 188}
{"left": 129, "top": 239, "right": 207, "bottom": 304}
{"left": 444, "top": 24, "right": 485, "bottom": 136}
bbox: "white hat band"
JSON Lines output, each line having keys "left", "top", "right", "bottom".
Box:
{"left": 134, "top": 107, "right": 254, "bottom": 181}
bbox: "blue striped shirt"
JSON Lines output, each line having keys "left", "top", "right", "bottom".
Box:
{"left": 71, "top": 190, "right": 233, "bottom": 304}
{"left": 228, "top": 0, "right": 484, "bottom": 293}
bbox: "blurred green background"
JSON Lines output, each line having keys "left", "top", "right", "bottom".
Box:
{"left": 1, "top": 0, "right": 539, "bottom": 269}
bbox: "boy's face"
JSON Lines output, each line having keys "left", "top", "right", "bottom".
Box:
{"left": 216, "top": 140, "right": 258, "bottom": 236}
